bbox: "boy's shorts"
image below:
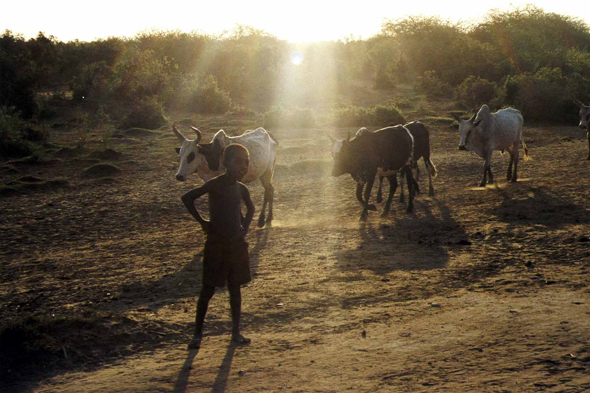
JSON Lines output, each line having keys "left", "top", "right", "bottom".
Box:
{"left": 202, "top": 233, "right": 251, "bottom": 287}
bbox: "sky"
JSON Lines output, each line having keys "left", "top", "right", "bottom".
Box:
{"left": 1, "top": 1, "right": 587, "bottom": 43}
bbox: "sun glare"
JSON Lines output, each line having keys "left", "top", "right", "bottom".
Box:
{"left": 291, "top": 53, "right": 304, "bottom": 65}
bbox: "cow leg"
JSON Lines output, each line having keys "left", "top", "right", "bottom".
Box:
{"left": 376, "top": 176, "right": 384, "bottom": 203}
{"left": 381, "top": 174, "right": 397, "bottom": 217}
{"left": 587, "top": 131, "right": 590, "bottom": 160}
{"left": 359, "top": 175, "right": 376, "bottom": 221}
{"left": 356, "top": 183, "right": 376, "bottom": 211}
{"left": 414, "top": 161, "right": 420, "bottom": 183}
{"left": 510, "top": 143, "right": 519, "bottom": 182}
{"left": 506, "top": 154, "right": 514, "bottom": 181}
{"left": 480, "top": 162, "right": 487, "bottom": 187}
{"left": 405, "top": 166, "right": 415, "bottom": 213}
{"left": 266, "top": 183, "right": 275, "bottom": 225}
{"left": 511, "top": 155, "right": 519, "bottom": 182}
{"left": 257, "top": 170, "right": 274, "bottom": 228}
{"left": 399, "top": 172, "right": 405, "bottom": 204}
{"left": 425, "top": 160, "right": 434, "bottom": 196}
{"left": 257, "top": 190, "right": 268, "bottom": 228}
{"left": 480, "top": 151, "right": 493, "bottom": 187}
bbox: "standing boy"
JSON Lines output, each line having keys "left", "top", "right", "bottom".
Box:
{"left": 181, "top": 144, "right": 255, "bottom": 349}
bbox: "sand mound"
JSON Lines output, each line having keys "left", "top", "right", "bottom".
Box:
{"left": 19, "top": 179, "right": 69, "bottom": 191}
{"left": 89, "top": 149, "right": 124, "bottom": 161}
{"left": 53, "top": 146, "right": 85, "bottom": 158}
{"left": 0, "top": 186, "right": 18, "bottom": 197}
{"left": 84, "top": 163, "right": 122, "bottom": 178}
{"left": 124, "top": 128, "right": 159, "bottom": 137}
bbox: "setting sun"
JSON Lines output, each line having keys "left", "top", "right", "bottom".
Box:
{"left": 291, "top": 53, "right": 304, "bottom": 65}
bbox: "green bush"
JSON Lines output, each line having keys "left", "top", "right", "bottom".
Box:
{"left": 189, "top": 75, "right": 232, "bottom": 114}
{"left": 122, "top": 96, "right": 167, "bottom": 129}
{"left": 0, "top": 106, "right": 45, "bottom": 158}
{"left": 373, "top": 103, "right": 406, "bottom": 125}
{"left": 417, "top": 70, "right": 453, "bottom": 98}
{"left": 263, "top": 106, "right": 316, "bottom": 129}
{"left": 71, "top": 61, "right": 114, "bottom": 105}
{"left": 454, "top": 76, "right": 498, "bottom": 109}
{"left": 501, "top": 67, "right": 574, "bottom": 122}
{"left": 333, "top": 103, "right": 405, "bottom": 127}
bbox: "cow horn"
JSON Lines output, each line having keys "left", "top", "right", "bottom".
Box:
{"left": 346, "top": 130, "right": 351, "bottom": 142}
{"left": 325, "top": 132, "right": 336, "bottom": 144}
{"left": 572, "top": 97, "right": 586, "bottom": 107}
{"left": 172, "top": 122, "right": 187, "bottom": 142}
{"left": 190, "top": 127, "right": 202, "bottom": 144}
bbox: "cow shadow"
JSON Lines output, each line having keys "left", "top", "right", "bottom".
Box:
{"left": 333, "top": 199, "right": 468, "bottom": 275}
{"left": 490, "top": 185, "right": 590, "bottom": 229}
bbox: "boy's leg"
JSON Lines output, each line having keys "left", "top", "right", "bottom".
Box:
{"left": 228, "top": 283, "right": 250, "bottom": 344}
{"left": 188, "top": 285, "right": 215, "bottom": 349}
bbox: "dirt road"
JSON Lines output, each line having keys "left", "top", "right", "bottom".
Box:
{"left": 1, "top": 121, "right": 589, "bottom": 392}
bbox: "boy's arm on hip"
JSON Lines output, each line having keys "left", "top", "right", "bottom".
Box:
{"left": 181, "top": 183, "right": 211, "bottom": 226}
{"left": 240, "top": 183, "right": 255, "bottom": 233}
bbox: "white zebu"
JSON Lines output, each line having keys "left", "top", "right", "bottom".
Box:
{"left": 173, "top": 123, "right": 278, "bottom": 227}
{"left": 573, "top": 99, "right": 590, "bottom": 160}
{"left": 454, "top": 105, "right": 530, "bottom": 187}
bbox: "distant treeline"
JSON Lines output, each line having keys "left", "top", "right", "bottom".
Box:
{"left": 2, "top": 5, "right": 590, "bottom": 130}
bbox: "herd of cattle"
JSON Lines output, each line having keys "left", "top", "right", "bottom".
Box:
{"left": 173, "top": 103, "right": 590, "bottom": 224}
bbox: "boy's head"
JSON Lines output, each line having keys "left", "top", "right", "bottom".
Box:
{"left": 223, "top": 144, "right": 249, "bottom": 180}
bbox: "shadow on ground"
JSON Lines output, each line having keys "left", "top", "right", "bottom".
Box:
{"left": 490, "top": 185, "right": 590, "bottom": 228}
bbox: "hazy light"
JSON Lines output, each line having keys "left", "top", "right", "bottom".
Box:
{"left": 291, "top": 53, "right": 304, "bottom": 65}
{"left": 0, "top": 1, "right": 588, "bottom": 43}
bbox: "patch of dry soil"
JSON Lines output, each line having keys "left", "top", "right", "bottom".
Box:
{"left": 1, "top": 123, "right": 589, "bottom": 392}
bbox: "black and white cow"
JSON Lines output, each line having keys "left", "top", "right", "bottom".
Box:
{"left": 454, "top": 105, "right": 530, "bottom": 187}
{"left": 173, "top": 123, "right": 278, "bottom": 227}
{"left": 573, "top": 99, "right": 590, "bottom": 160}
{"left": 329, "top": 125, "right": 418, "bottom": 220}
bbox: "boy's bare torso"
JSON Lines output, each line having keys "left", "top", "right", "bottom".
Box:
{"left": 207, "top": 175, "right": 246, "bottom": 238}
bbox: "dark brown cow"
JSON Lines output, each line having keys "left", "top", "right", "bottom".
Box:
{"left": 329, "top": 125, "right": 418, "bottom": 220}
{"left": 374, "top": 121, "right": 437, "bottom": 204}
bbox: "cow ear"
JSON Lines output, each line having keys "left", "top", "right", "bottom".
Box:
{"left": 213, "top": 138, "right": 223, "bottom": 153}
{"left": 175, "top": 147, "right": 181, "bottom": 154}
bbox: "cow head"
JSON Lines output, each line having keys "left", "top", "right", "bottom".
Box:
{"left": 328, "top": 130, "right": 361, "bottom": 177}
{"left": 173, "top": 123, "right": 224, "bottom": 182}
{"left": 453, "top": 113, "right": 482, "bottom": 151}
{"left": 574, "top": 99, "right": 590, "bottom": 130}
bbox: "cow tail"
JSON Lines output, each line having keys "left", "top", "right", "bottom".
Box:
{"left": 266, "top": 130, "right": 279, "bottom": 147}
{"left": 427, "top": 158, "right": 438, "bottom": 178}
{"left": 407, "top": 130, "right": 415, "bottom": 168}
{"left": 521, "top": 135, "right": 531, "bottom": 161}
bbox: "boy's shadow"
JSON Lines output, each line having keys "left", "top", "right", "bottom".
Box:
{"left": 249, "top": 227, "right": 271, "bottom": 276}
{"left": 173, "top": 343, "right": 238, "bottom": 393}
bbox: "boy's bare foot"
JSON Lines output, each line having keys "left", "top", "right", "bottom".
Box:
{"left": 231, "top": 334, "right": 251, "bottom": 345}
{"left": 187, "top": 336, "right": 202, "bottom": 350}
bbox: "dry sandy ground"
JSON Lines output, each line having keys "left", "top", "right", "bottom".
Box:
{"left": 1, "top": 119, "right": 589, "bottom": 392}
